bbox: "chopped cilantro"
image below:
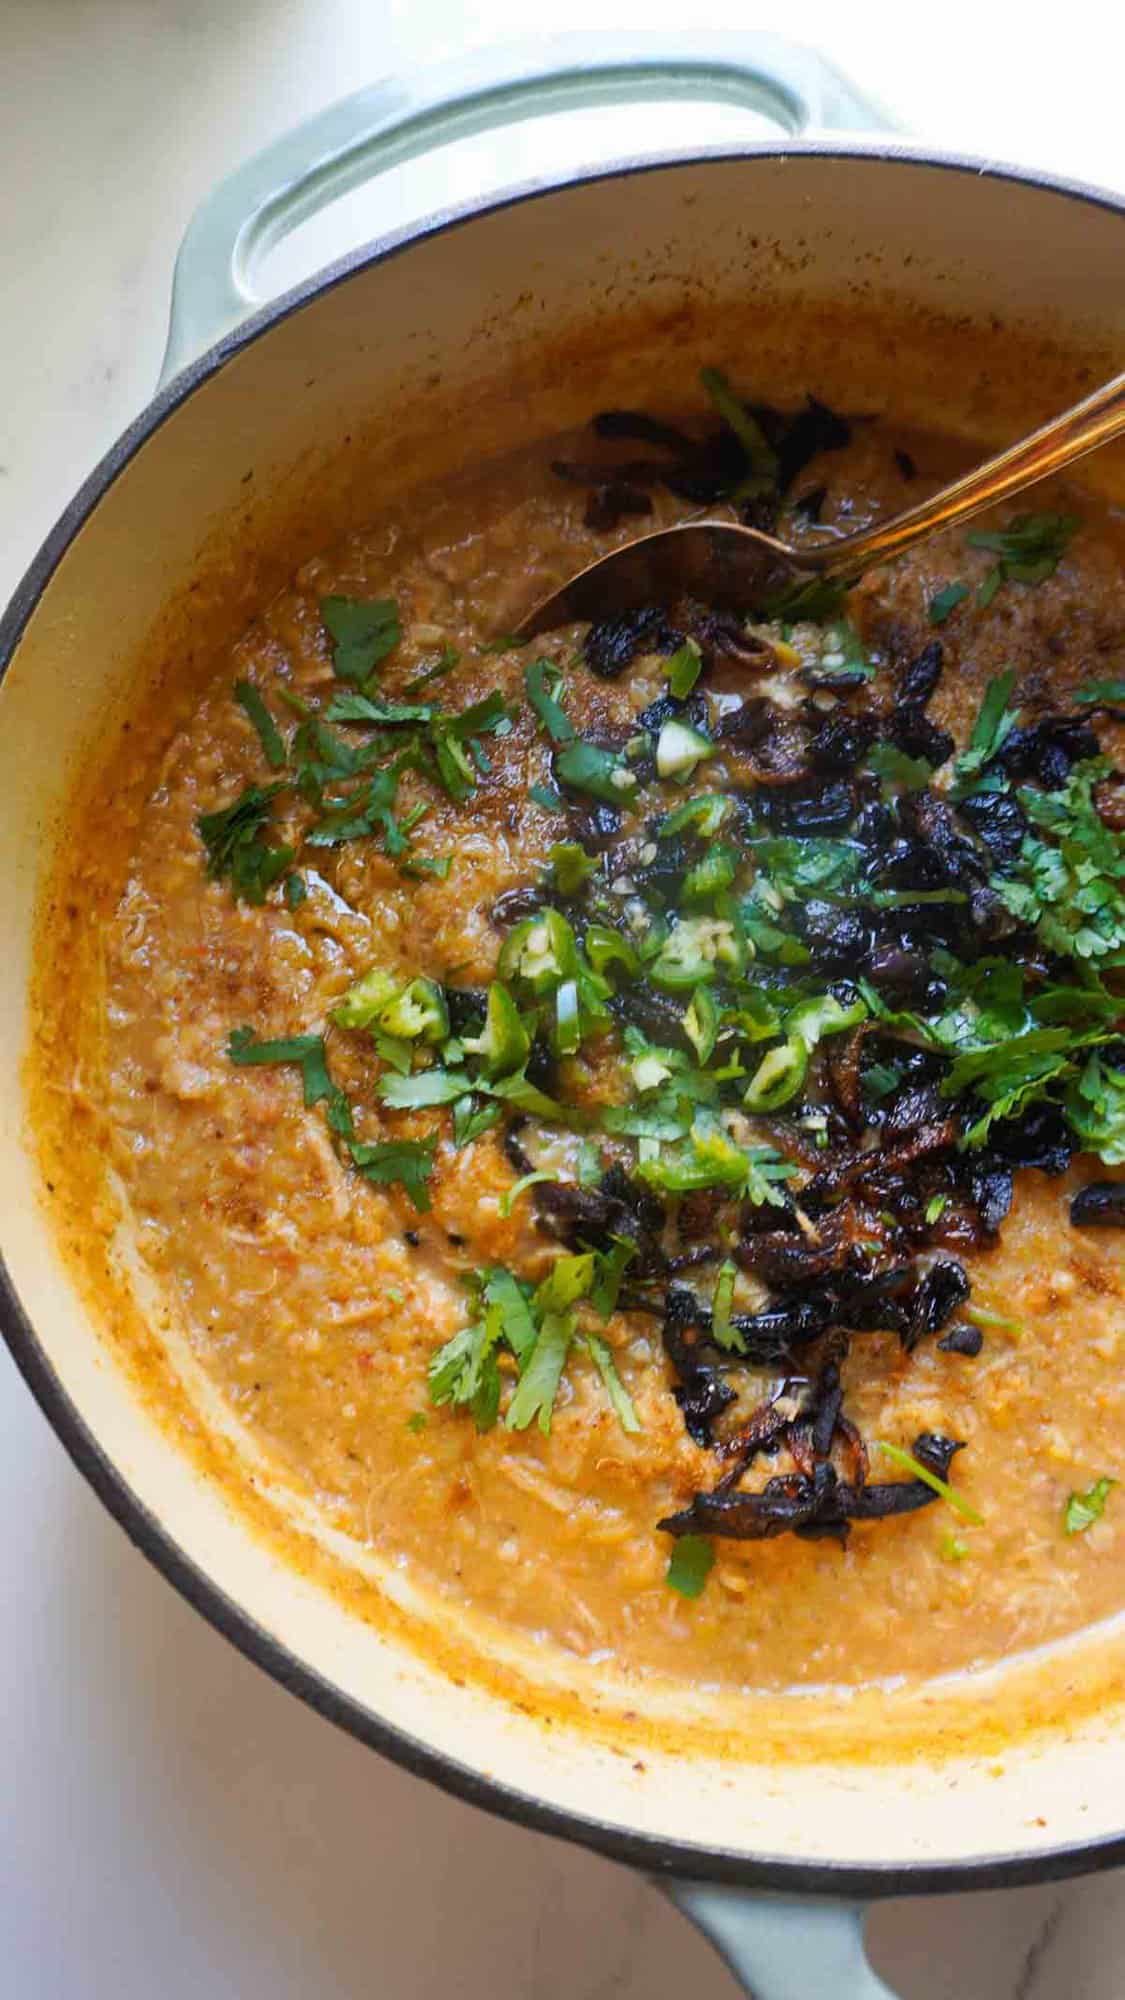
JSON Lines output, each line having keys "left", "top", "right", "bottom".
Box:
{"left": 967, "top": 511, "right": 1078, "bottom": 604}
{"left": 350, "top": 1135, "right": 437, "bottom": 1211}
{"left": 1075, "top": 678, "right": 1125, "bottom": 709}
{"left": 529, "top": 782, "right": 563, "bottom": 812}
{"left": 428, "top": 1309, "right": 502, "bottom": 1431}
{"left": 872, "top": 1440, "right": 983, "bottom": 1525}
{"left": 227, "top": 1026, "right": 354, "bottom": 1138}
{"left": 928, "top": 581, "right": 969, "bottom": 626}
{"left": 581, "top": 1332, "right": 641, "bottom": 1434}
{"left": 404, "top": 644, "right": 460, "bottom": 693}
{"left": 284, "top": 871, "right": 307, "bottom": 910}
{"left": 405, "top": 1411, "right": 428, "bottom": 1435}
{"left": 401, "top": 853, "right": 453, "bottom": 881}
{"left": 945, "top": 1026, "right": 1075, "bottom": 1147}
{"left": 234, "top": 680, "right": 287, "bottom": 768}
{"left": 748, "top": 835, "right": 861, "bottom": 900}
{"left": 698, "top": 366, "right": 778, "bottom": 492}
{"left": 525, "top": 658, "right": 575, "bottom": 743}
{"left": 451, "top": 1095, "right": 502, "bottom": 1148}
{"left": 865, "top": 742, "right": 935, "bottom": 794}
{"left": 949, "top": 669, "right": 1019, "bottom": 795}
{"left": 198, "top": 784, "right": 293, "bottom": 904}
{"left": 665, "top": 1534, "right": 715, "bottom": 1599}
{"left": 429, "top": 691, "right": 509, "bottom": 802}
{"left": 325, "top": 691, "right": 434, "bottom": 725}
{"left": 306, "top": 764, "right": 409, "bottom": 852}
{"left": 320, "top": 595, "right": 400, "bottom": 684}
{"left": 1064, "top": 1476, "right": 1116, "bottom": 1535}
{"left": 965, "top": 1304, "right": 1023, "bottom": 1339}
{"left": 484, "top": 1266, "right": 539, "bottom": 1363}
{"left": 505, "top": 1310, "right": 575, "bottom": 1434}
{"left": 588, "top": 1238, "right": 636, "bottom": 1320}
{"left": 994, "top": 759, "right": 1125, "bottom": 963}
{"left": 535, "top": 1251, "right": 596, "bottom": 1315}
{"left": 1066, "top": 1051, "right": 1125, "bottom": 1164}
{"left": 500, "top": 1169, "right": 559, "bottom": 1218}
{"left": 710, "top": 1260, "right": 739, "bottom": 1351}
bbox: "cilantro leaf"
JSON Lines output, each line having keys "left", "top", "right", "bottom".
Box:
{"left": 749, "top": 835, "right": 862, "bottom": 900}
{"left": 1066, "top": 1051, "right": 1125, "bottom": 1164}
{"left": 580, "top": 1331, "right": 641, "bottom": 1434}
{"left": 404, "top": 644, "right": 460, "bottom": 693}
{"left": 994, "top": 760, "right": 1125, "bottom": 964}
{"left": 967, "top": 512, "right": 1078, "bottom": 597}
{"left": 505, "top": 1310, "right": 575, "bottom": 1434}
{"left": 320, "top": 596, "right": 401, "bottom": 684}
{"left": 943, "top": 1027, "right": 1075, "bottom": 1148}
{"left": 198, "top": 784, "right": 293, "bottom": 904}
{"left": 698, "top": 366, "right": 779, "bottom": 491}
{"left": 865, "top": 742, "right": 935, "bottom": 794}
{"left": 325, "top": 691, "right": 435, "bottom": 725}
{"left": 1075, "top": 678, "right": 1125, "bottom": 709}
{"left": 872, "top": 1440, "right": 983, "bottom": 1524}
{"left": 950, "top": 669, "right": 1020, "bottom": 794}
{"left": 428, "top": 1311, "right": 502, "bottom": 1430}
{"left": 227, "top": 1026, "right": 354, "bottom": 1138}
{"left": 429, "top": 691, "right": 509, "bottom": 802}
{"left": 451, "top": 1095, "right": 502, "bottom": 1148}
{"left": 234, "top": 681, "right": 287, "bottom": 768}
{"left": 378, "top": 1068, "right": 471, "bottom": 1108}
{"left": 525, "top": 658, "right": 575, "bottom": 743}
{"left": 483, "top": 1267, "right": 539, "bottom": 1363}
{"left": 349, "top": 1135, "right": 437, "bottom": 1211}
{"left": 928, "top": 581, "right": 969, "bottom": 626}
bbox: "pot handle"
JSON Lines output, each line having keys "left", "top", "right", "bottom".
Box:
{"left": 160, "top": 31, "right": 894, "bottom": 383}
{"left": 664, "top": 1881, "right": 902, "bottom": 1999}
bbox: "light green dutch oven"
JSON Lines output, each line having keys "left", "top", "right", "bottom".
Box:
{"left": 3, "top": 33, "right": 1125, "bottom": 1998}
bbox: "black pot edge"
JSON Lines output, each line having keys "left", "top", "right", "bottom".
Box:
{"left": 5, "top": 137, "right": 1125, "bottom": 1900}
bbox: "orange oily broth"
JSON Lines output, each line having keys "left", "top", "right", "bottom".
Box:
{"left": 53, "top": 418, "right": 1125, "bottom": 1694}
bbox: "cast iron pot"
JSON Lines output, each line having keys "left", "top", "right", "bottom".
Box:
{"left": 3, "top": 34, "right": 1125, "bottom": 1998}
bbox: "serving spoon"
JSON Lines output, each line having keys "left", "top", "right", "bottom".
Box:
{"left": 514, "top": 368, "right": 1125, "bottom": 640}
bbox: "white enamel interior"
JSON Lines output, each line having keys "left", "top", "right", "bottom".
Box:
{"left": 4, "top": 151, "right": 1125, "bottom": 1878}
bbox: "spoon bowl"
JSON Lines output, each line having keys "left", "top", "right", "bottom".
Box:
{"left": 515, "top": 366, "right": 1125, "bottom": 640}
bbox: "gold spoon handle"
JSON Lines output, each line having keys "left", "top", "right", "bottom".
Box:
{"left": 817, "top": 368, "right": 1125, "bottom": 575}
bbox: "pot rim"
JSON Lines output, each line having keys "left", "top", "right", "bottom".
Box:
{"left": 6, "top": 137, "right": 1125, "bottom": 1896}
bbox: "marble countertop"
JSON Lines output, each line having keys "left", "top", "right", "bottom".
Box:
{"left": 4, "top": 4, "right": 1125, "bottom": 1994}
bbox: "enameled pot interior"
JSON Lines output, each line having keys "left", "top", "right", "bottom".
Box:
{"left": 4, "top": 150, "right": 1125, "bottom": 1888}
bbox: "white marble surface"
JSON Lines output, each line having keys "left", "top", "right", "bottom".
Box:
{"left": 4, "top": 4, "right": 1125, "bottom": 1994}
